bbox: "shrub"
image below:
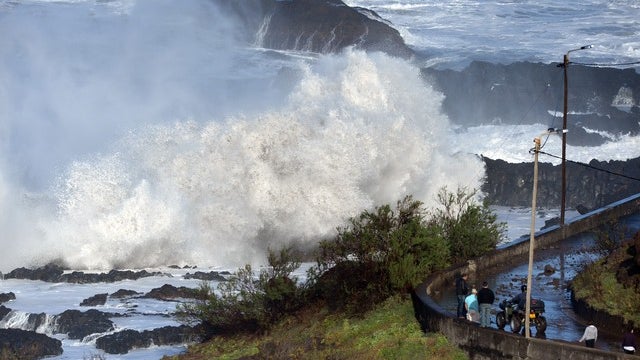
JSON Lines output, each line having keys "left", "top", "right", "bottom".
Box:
{"left": 427, "top": 187, "right": 506, "bottom": 264}
{"left": 308, "top": 195, "right": 451, "bottom": 314}
{"left": 176, "top": 246, "right": 302, "bottom": 334}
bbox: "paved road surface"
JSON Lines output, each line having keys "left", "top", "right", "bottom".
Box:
{"left": 432, "top": 212, "right": 640, "bottom": 353}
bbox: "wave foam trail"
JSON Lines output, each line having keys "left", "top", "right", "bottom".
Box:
{"left": 0, "top": 311, "right": 56, "bottom": 335}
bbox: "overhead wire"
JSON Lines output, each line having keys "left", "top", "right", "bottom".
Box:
{"left": 537, "top": 150, "right": 640, "bottom": 183}
{"left": 570, "top": 60, "right": 640, "bottom": 68}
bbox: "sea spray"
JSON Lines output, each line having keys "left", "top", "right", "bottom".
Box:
{"left": 21, "top": 50, "right": 482, "bottom": 270}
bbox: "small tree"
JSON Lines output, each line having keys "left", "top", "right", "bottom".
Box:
{"left": 428, "top": 187, "right": 506, "bottom": 264}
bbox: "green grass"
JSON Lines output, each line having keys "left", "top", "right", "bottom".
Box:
{"left": 163, "top": 295, "right": 467, "bottom": 360}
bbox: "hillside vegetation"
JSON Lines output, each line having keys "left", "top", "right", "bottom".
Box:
{"left": 164, "top": 295, "right": 467, "bottom": 360}
{"left": 168, "top": 188, "right": 505, "bottom": 359}
{"left": 572, "top": 227, "right": 640, "bottom": 326}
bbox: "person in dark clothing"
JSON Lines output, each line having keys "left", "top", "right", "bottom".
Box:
{"left": 622, "top": 327, "right": 636, "bottom": 354}
{"left": 455, "top": 273, "right": 469, "bottom": 318}
{"left": 510, "top": 284, "right": 528, "bottom": 311}
{"left": 477, "top": 281, "right": 495, "bottom": 328}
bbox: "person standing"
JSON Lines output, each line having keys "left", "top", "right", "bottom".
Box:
{"left": 465, "top": 288, "right": 479, "bottom": 323}
{"left": 455, "top": 273, "right": 469, "bottom": 318}
{"left": 622, "top": 326, "right": 636, "bottom": 354}
{"left": 477, "top": 281, "right": 495, "bottom": 328}
{"left": 579, "top": 324, "right": 598, "bottom": 348}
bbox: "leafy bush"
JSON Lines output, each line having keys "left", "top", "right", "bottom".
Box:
{"left": 176, "top": 247, "right": 303, "bottom": 334}
{"left": 308, "top": 195, "right": 451, "bottom": 314}
{"left": 309, "top": 189, "right": 504, "bottom": 314}
{"left": 428, "top": 187, "right": 506, "bottom": 264}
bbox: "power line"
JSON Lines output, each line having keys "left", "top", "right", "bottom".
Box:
{"left": 570, "top": 60, "right": 640, "bottom": 67}
{"left": 537, "top": 150, "right": 640, "bottom": 182}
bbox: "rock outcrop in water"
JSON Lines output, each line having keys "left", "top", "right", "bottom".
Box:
{"left": 422, "top": 61, "right": 640, "bottom": 208}
{"left": 217, "top": 0, "right": 413, "bottom": 58}
{"left": 482, "top": 156, "right": 640, "bottom": 209}
{"left": 422, "top": 61, "right": 640, "bottom": 142}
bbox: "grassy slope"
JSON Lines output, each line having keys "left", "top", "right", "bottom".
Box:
{"left": 163, "top": 295, "right": 467, "bottom": 360}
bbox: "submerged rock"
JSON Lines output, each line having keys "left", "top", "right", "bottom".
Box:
{"left": 80, "top": 293, "right": 108, "bottom": 307}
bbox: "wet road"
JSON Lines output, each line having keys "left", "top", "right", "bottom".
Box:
{"left": 432, "top": 212, "right": 640, "bottom": 352}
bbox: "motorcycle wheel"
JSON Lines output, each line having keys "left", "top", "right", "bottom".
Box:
{"left": 536, "top": 316, "right": 547, "bottom": 333}
{"left": 510, "top": 315, "right": 522, "bottom": 333}
{"left": 496, "top": 312, "right": 506, "bottom": 329}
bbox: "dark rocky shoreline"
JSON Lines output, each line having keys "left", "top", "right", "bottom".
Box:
{"left": 0, "top": 272, "right": 217, "bottom": 357}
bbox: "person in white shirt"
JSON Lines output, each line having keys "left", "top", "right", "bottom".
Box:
{"left": 579, "top": 324, "right": 598, "bottom": 348}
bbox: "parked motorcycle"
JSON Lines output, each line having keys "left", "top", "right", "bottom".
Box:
{"left": 495, "top": 298, "right": 547, "bottom": 334}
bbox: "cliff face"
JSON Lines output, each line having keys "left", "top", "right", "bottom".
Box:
{"left": 482, "top": 156, "right": 640, "bottom": 210}
{"left": 422, "top": 61, "right": 640, "bottom": 146}
{"left": 216, "top": 0, "right": 414, "bottom": 58}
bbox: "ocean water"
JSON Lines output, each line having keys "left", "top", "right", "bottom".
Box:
{"left": 0, "top": 0, "right": 639, "bottom": 358}
{"left": 345, "top": 0, "right": 640, "bottom": 69}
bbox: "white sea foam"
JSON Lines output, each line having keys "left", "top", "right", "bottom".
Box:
{"left": 25, "top": 49, "right": 481, "bottom": 271}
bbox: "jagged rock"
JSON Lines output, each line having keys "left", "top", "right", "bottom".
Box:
{"left": 482, "top": 156, "right": 640, "bottom": 208}
{"left": 543, "top": 264, "right": 556, "bottom": 275}
{"left": 575, "top": 204, "right": 591, "bottom": 215}
{"left": 142, "top": 284, "right": 202, "bottom": 301}
{"left": 96, "top": 329, "right": 149, "bottom": 354}
{"left": 0, "top": 329, "right": 62, "bottom": 360}
{"left": 59, "top": 269, "right": 168, "bottom": 283}
{"left": 0, "top": 292, "right": 16, "bottom": 304}
{"left": 5, "top": 263, "right": 65, "bottom": 282}
{"left": 0, "top": 305, "right": 11, "bottom": 320}
{"left": 80, "top": 293, "right": 108, "bottom": 307}
{"left": 184, "top": 271, "right": 228, "bottom": 281}
{"left": 95, "top": 325, "right": 201, "bottom": 354}
{"left": 55, "top": 309, "right": 114, "bottom": 340}
{"left": 218, "top": 0, "right": 413, "bottom": 58}
{"left": 110, "top": 289, "right": 140, "bottom": 298}
{"left": 4, "top": 264, "right": 168, "bottom": 283}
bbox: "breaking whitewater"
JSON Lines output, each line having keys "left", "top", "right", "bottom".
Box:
{"left": 1, "top": 0, "right": 640, "bottom": 358}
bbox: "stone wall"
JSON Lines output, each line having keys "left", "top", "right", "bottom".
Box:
{"left": 412, "top": 193, "right": 640, "bottom": 360}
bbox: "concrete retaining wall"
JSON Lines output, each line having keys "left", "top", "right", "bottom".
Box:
{"left": 412, "top": 193, "right": 640, "bottom": 360}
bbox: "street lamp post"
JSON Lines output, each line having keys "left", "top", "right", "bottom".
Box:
{"left": 525, "top": 128, "right": 564, "bottom": 338}
{"left": 560, "top": 44, "right": 592, "bottom": 225}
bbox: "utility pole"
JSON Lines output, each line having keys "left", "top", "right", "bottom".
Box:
{"left": 526, "top": 128, "right": 563, "bottom": 337}
{"left": 560, "top": 45, "right": 592, "bottom": 226}
{"left": 525, "top": 135, "right": 541, "bottom": 338}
